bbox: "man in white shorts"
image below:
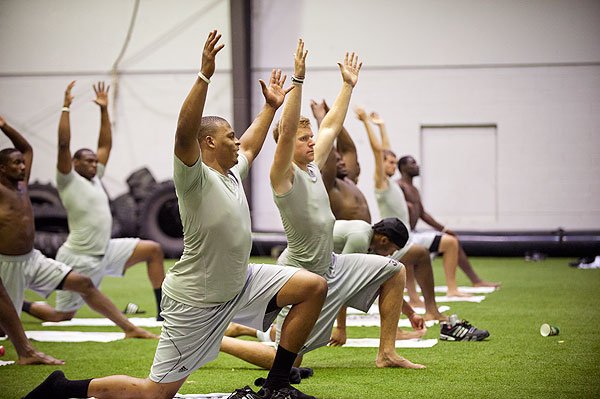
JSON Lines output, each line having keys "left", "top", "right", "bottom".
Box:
{"left": 25, "top": 30, "right": 327, "bottom": 399}
{"left": 0, "top": 115, "right": 155, "bottom": 358}
{"left": 22, "top": 80, "right": 166, "bottom": 322}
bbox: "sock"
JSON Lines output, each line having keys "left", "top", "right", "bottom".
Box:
{"left": 22, "top": 300, "right": 32, "bottom": 314}
{"left": 154, "top": 287, "right": 163, "bottom": 321}
{"left": 22, "top": 370, "right": 91, "bottom": 399}
{"left": 261, "top": 345, "right": 297, "bottom": 391}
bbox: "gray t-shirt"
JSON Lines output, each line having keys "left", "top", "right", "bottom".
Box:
{"left": 333, "top": 220, "right": 373, "bottom": 254}
{"left": 273, "top": 162, "right": 335, "bottom": 276}
{"left": 374, "top": 183, "right": 410, "bottom": 228}
{"left": 162, "top": 153, "right": 251, "bottom": 306}
{"left": 57, "top": 163, "right": 112, "bottom": 255}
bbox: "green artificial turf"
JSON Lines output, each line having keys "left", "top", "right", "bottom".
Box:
{"left": 2, "top": 257, "right": 600, "bottom": 398}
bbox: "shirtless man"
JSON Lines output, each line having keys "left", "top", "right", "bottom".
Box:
{"left": 396, "top": 155, "right": 501, "bottom": 289}
{"left": 0, "top": 115, "right": 155, "bottom": 342}
{"left": 310, "top": 101, "right": 447, "bottom": 319}
{"left": 25, "top": 30, "right": 326, "bottom": 399}
{"left": 23, "top": 80, "right": 166, "bottom": 323}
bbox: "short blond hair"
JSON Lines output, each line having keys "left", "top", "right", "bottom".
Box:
{"left": 273, "top": 116, "right": 311, "bottom": 143}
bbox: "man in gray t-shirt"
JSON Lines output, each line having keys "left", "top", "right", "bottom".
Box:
{"left": 25, "top": 31, "right": 327, "bottom": 399}
{"left": 22, "top": 80, "right": 167, "bottom": 324}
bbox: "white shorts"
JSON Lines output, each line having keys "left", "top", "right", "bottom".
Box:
{"left": 0, "top": 249, "right": 71, "bottom": 315}
{"left": 149, "top": 262, "right": 299, "bottom": 384}
{"left": 276, "top": 253, "right": 402, "bottom": 355}
{"left": 55, "top": 238, "right": 139, "bottom": 312}
{"left": 411, "top": 231, "right": 442, "bottom": 252}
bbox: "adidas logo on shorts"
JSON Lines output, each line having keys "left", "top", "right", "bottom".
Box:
{"left": 178, "top": 365, "right": 188, "bottom": 373}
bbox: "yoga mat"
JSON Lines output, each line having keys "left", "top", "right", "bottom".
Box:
{"left": 0, "top": 331, "right": 126, "bottom": 343}
{"left": 341, "top": 315, "right": 439, "bottom": 328}
{"left": 409, "top": 295, "right": 486, "bottom": 303}
{"left": 346, "top": 304, "right": 450, "bottom": 315}
{"left": 43, "top": 317, "right": 162, "bottom": 327}
{"left": 417, "top": 286, "right": 498, "bottom": 294}
{"left": 0, "top": 360, "right": 15, "bottom": 366}
{"left": 174, "top": 395, "right": 231, "bottom": 399}
{"left": 262, "top": 338, "right": 437, "bottom": 348}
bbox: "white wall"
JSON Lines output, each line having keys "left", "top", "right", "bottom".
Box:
{"left": 1, "top": 0, "right": 599, "bottom": 232}
{"left": 249, "top": 0, "right": 600, "bottom": 231}
{"left": 0, "top": 0, "right": 232, "bottom": 194}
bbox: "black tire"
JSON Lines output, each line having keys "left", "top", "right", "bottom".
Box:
{"left": 110, "top": 193, "right": 138, "bottom": 237}
{"left": 126, "top": 167, "right": 158, "bottom": 203}
{"left": 33, "top": 204, "right": 69, "bottom": 233}
{"left": 34, "top": 231, "right": 68, "bottom": 258}
{"left": 138, "top": 181, "right": 183, "bottom": 258}
{"left": 28, "top": 181, "right": 64, "bottom": 210}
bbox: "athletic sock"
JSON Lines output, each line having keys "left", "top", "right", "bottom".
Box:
{"left": 154, "top": 287, "right": 163, "bottom": 321}
{"left": 22, "top": 370, "right": 91, "bottom": 399}
{"left": 22, "top": 300, "right": 32, "bottom": 314}
{"left": 261, "top": 345, "right": 297, "bottom": 391}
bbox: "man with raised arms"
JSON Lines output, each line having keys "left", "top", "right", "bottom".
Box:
{"left": 0, "top": 114, "right": 155, "bottom": 353}
{"left": 22, "top": 80, "right": 167, "bottom": 323}
{"left": 24, "top": 30, "right": 327, "bottom": 399}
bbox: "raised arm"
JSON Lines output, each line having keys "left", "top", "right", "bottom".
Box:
{"left": 313, "top": 52, "right": 362, "bottom": 170}
{"left": 57, "top": 81, "right": 75, "bottom": 174}
{"left": 1, "top": 114, "right": 33, "bottom": 184}
{"left": 93, "top": 81, "right": 112, "bottom": 166}
{"left": 270, "top": 39, "right": 306, "bottom": 195}
{"left": 370, "top": 112, "right": 391, "bottom": 150}
{"left": 355, "top": 106, "right": 387, "bottom": 190}
{"left": 239, "top": 69, "right": 293, "bottom": 167}
{"left": 174, "top": 30, "right": 224, "bottom": 166}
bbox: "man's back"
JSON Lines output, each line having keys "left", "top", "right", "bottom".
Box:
{"left": 328, "top": 176, "right": 371, "bottom": 223}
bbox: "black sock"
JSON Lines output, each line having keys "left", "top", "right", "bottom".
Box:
{"left": 22, "top": 300, "right": 32, "bottom": 314}
{"left": 262, "top": 345, "right": 297, "bottom": 391}
{"left": 154, "top": 287, "right": 163, "bottom": 321}
{"left": 23, "top": 370, "right": 91, "bottom": 399}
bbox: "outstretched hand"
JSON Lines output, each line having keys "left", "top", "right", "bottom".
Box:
{"left": 63, "top": 80, "right": 76, "bottom": 108}
{"left": 310, "top": 99, "right": 329, "bottom": 122}
{"left": 0, "top": 114, "right": 5, "bottom": 127}
{"left": 354, "top": 105, "right": 368, "bottom": 121}
{"left": 260, "top": 69, "right": 293, "bottom": 110}
{"left": 370, "top": 111, "right": 384, "bottom": 125}
{"left": 201, "top": 30, "right": 225, "bottom": 80}
{"left": 337, "top": 52, "right": 362, "bottom": 88}
{"left": 93, "top": 81, "right": 110, "bottom": 108}
{"left": 294, "top": 38, "right": 308, "bottom": 77}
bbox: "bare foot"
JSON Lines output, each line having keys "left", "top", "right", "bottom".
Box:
{"left": 424, "top": 311, "right": 449, "bottom": 322}
{"left": 125, "top": 327, "right": 158, "bottom": 339}
{"left": 447, "top": 290, "right": 473, "bottom": 298}
{"left": 18, "top": 349, "right": 65, "bottom": 365}
{"left": 473, "top": 281, "right": 501, "bottom": 288}
{"left": 408, "top": 298, "right": 425, "bottom": 308}
{"left": 376, "top": 353, "right": 426, "bottom": 369}
{"left": 329, "top": 327, "right": 347, "bottom": 347}
{"left": 396, "top": 327, "right": 427, "bottom": 340}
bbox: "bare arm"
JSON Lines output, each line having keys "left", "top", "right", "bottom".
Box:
{"left": 57, "top": 81, "right": 75, "bottom": 174}
{"left": 270, "top": 39, "right": 307, "bottom": 195}
{"left": 174, "top": 30, "right": 224, "bottom": 166}
{"left": 314, "top": 52, "right": 362, "bottom": 170}
{"left": 320, "top": 147, "right": 337, "bottom": 193}
{"left": 239, "top": 69, "right": 293, "bottom": 167}
{"left": 336, "top": 124, "right": 359, "bottom": 182}
{"left": 421, "top": 208, "right": 451, "bottom": 233}
{"left": 0, "top": 115, "right": 33, "bottom": 184}
{"left": 93, "top": 81, "right": 112, "bottom": 166}
{"left": 369, "top": 112, "right": 391, "bottom": 150}
{"left": 355, "top": 106, "right": 387, "bottom": 190}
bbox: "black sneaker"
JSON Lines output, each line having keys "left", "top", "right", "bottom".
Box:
{"left": 260, "top": 385, "right": 318, "bottom": 399}
{"left": 227, "top": 385, "right": 262, "bottom": 399}
{"left": 440, "top": 317, "right": 489, "bottom": 341}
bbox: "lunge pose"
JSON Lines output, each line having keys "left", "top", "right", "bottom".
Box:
{"left": 25, "top": 30, "right": 326, "bottom": 399}
{"left": 23, "top": 80, "right": 167, "bottom": 323}
{"left": 0, "top": 114, "right": 155, "bottom": 349}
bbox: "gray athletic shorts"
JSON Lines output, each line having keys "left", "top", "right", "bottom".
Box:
{"left": 276, "top": 253, "right": 402, "bottom": 355}
{"left": 55, "top": 238, "right": 139, "bottom": 312}
{"left": 149, "top": 262, "right": 299, "bottom": 384}
{"left": 0, "top": 249, "right": 71, "bottom": 316}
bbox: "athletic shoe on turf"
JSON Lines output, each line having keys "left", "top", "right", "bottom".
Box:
{"left": 227, "top": 385, "right": 262, "bottom": 399}
{"left": 259, "top": 385, "right": 318, "bottom": 399}
{"left": 440, "top": 318, "right": 489, "bottom": 341}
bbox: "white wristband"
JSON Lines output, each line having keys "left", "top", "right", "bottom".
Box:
{"left": 62, "top": 107, "right": 70, "bottom": 112}
{"left": 197, "top": 71, "right": 211, "bottom": 84}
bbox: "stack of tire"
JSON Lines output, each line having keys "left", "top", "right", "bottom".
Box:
{"left": 30, "top": 167, "right": 183, "bottom": 259}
